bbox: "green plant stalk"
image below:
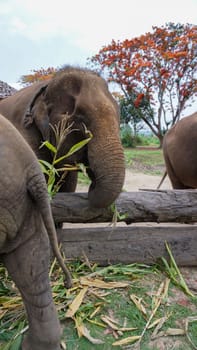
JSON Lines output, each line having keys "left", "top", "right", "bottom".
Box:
{"left": 39, "top": 123, "right": 92, "bottom": 198}
{"left": 162, "top": 241, "right": 194, "bottom": 298}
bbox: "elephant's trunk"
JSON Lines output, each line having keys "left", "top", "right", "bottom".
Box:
{"left": 87, "top": 136, "right": 125, "bottom": 208}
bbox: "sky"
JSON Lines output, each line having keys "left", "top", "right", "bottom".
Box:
{"left": 0, "top": 0, "right": 197, "bottom": 94}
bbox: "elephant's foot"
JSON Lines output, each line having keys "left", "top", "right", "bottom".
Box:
{"left": 22, "top": 333, "right": 62, "bottom": 350}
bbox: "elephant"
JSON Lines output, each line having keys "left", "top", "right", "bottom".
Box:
{"left": 162, "top": 111, "right": 197, "bottom": 189}
{"left": 0, "top": 113, "right": 72, "bottom": 349}
{"left": 0, "top": 66, "right": 125, "bottom": 208}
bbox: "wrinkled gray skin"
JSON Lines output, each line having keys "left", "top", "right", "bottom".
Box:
{"left": 0, "top": 114, "right": 72, "bottom": 350}
{"left": 163, "top": 112, "right": 197, "bottom": 188}
{"left": 0, "top": 66, "right": 125, "bottom": 208}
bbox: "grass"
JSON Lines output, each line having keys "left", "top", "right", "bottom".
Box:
{"left": 124, "top": 148, "right": 165, "bottom": 175}
{"left": 1, "top": 257, "right": 197, "bottom": 350}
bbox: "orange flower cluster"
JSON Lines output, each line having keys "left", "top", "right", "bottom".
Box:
{"left": 134, "top": 93, "right": 145, "bottom": 108}
{"left": 91, "top": 22, "right": 197, "bottom": 105}
{"left": 20, "top": 67, "right": 58, "bottom": 85}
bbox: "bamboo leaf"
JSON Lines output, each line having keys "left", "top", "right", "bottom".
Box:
{"left": 165, "top": 328, "right": 185, "bottom": 336}
{"left": 160, "top": 242, "right": 195, "bottom": 297}
{"left": 58, "top": 136, "right": 92, "bottom": 162}
{"left": 130, "top": 294, "right": 147, "bottom": 317}
{"left": 80, "top": 277, "right": 129, "bottom": 289}
{"left": 74, "top": 316, "right": 104, "bottom": 344}
{"left": 39, "top": 159, "right": 54, "bottom": 171}
{"left": 101, "top": 315, "right": 137, "bottom": 332}
{"left": 66, "top": 287, "right": 88, "bottom": 318}
{"left": 112, "top": 335, "right": 141, "bottom": 346}
{"left": 40, "top": 140, "right": 57, "bottom": 154}
{"left": 101, "top": 315, "right": 119, "bottom": 330}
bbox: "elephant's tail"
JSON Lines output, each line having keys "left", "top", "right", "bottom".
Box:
{"left": 27, "top": 164, "right": 72, "bottom": 288}
{"left": 157, "top": 170, "right": 167, "bottom": 189}
{"left": 40, "top": 202, "right": 72, "bottom": 288}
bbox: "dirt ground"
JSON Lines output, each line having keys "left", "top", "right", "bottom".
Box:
{"left": 77, "top": 168, "right": 171, "bottom": 193}
{"left": 120, "top": 168, "right": 171, "bottom": 191}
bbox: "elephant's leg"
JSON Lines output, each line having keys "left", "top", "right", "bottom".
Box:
{"left": 2, "top": 212, "right": 62, "bottom": 350}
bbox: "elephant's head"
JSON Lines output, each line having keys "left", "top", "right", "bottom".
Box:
{"left": 24, "top": 67, "right": 125, "bottom": 208}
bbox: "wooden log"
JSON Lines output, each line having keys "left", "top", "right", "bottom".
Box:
{"left": 58, "top": 224, "right": 197, "bottom": 266}
{"left": 52, "top": 190, "right": 197, "bottom": 224}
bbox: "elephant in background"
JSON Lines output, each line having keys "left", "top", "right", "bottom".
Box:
{"left": 0, "top": 114, "right": 72, "bottom": 349}
{"left": 162, "top": 111, "right": 197, "bottom": 189}
{"left": 0, "top": 66, "right": 125, "bottom": 208}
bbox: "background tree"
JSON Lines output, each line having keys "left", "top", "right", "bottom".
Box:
{"left": 20, "top": 67, "right": 58, "bottom": 86}
{"left": 117, "top": 92, "right": 154, "bottom": 135}
{"left": 90, "top": 22, "right": 197, "bottom": 146}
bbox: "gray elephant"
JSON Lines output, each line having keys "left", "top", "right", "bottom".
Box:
{"left": 0, "top": 66, "right": 125, "bottom": 208}
{"left": 163, "top": 111, "right": 197, "bottom": 188}
{"left": 0, "top": 113, "right": 72, "bottom": 349}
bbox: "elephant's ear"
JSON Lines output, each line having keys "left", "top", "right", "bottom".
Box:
{"left": 24, "top": 85, "right": 50, "bottom": 140}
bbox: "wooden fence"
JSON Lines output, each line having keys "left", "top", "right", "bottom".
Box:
{"left": 51, "top": 190, "right": 197, "bottom": 266}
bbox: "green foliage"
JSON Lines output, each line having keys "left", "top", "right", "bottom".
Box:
{"left": 121, "top": 128, "right": 160, "bottom": 149}
{"left": 119, "top": 93, "right": 154, "bottom": 135}
{"left": 137, "top": 134, "right": 160, "bottom": 146}
{"left": 120, "top": 125, "right": 137, "bottom": 147}
{"left": 158, "top": 242, "right": 195, "bottom": 297}
{"left": 39, "top": 119, "right": 92, "bottom": 198}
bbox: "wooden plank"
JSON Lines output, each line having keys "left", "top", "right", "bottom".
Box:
{"left": 52, "top": 190, "right": 197, "bottom": 224}
{"left": 57, "top": 224, "right": 197, "bottom": 266}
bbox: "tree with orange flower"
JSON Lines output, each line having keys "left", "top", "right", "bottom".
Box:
{"left": 20, "top": 67, "right": 58, "bottom": 86}
{"left": 90, "top": 23, "right": 197, "bottom": 146}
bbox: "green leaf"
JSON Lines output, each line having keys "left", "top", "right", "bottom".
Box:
{"left": 9, "top": 334, "right": 23, "bottom": 350}
{"left": 40, "top": 140, "right": 57, "bottom": 154}
{"left": 54, "top": 136, "right": 92, "bottom": 165}
{"left": 39, "top": 159, "right": 54, "bottom": 171}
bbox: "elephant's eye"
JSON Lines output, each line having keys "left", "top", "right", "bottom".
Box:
{"left": 76, "top": 109, "right": 90, "bottom": 125}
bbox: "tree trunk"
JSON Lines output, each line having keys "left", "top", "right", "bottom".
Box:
{"left": 57, "top": 224, "right": 197, "bottom": 266}
{"left": 51, "top": 190, "right": 197, "bottom": 224}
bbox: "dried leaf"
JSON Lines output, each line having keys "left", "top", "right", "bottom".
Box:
{"left": 148, "top": 317, "right": 164, "bottom": 330}
{"left": 89, "top": 305, "right": 102, "bottom": 319}
{"left": 104, "top": 315, "right": 119, "bottom": 325}
{"left": 0, "top": 310, "right": 7, "bottom": 319}
{"left": 165, "top": 328, "right": 185, "bottom": 336}
{"left": 87, "top": 319, "right": 106, "bottom": 328}
{"left": 75, "top": 317, "right": 104, "bottom": 344}
{"left": 80, "top": 277, "right": 129, "bottom": 289}
{"left": 119, "top": 326, "right": 138, "bottom": 332}
{"left": 101, "top": 315, "right": 137, "bottom": 332}
{"left": 88, "top": 289, "right": 110, "bottom": 299}
{"left": 101, "top": 315, "right": 119, "bottom": 330}
{"left": 130, "top": 294, "right": 147, "bottom": 316}
{"left": 112, "top": 335, "right": 141, "bottom": 346}
{"left": 150, "top": 315, "right": 170, "bottom": 339}
{"left": 65, "top": 287, "right": 88, "bottom": 318}
{"left": 60, "top": 340, "right": 67, "bottom": 349}
{"left": 132, "top": 278, "right": 170, "bottom": 349}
